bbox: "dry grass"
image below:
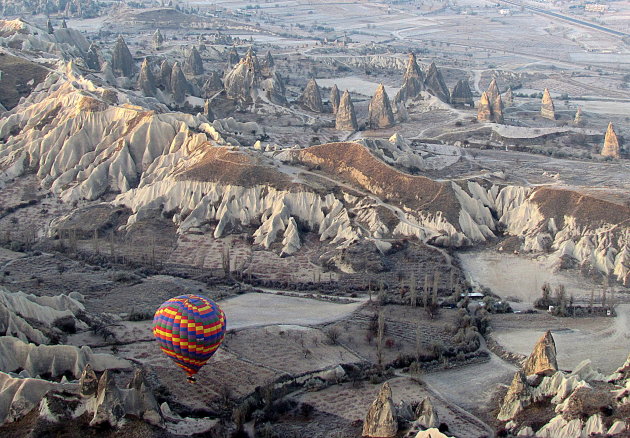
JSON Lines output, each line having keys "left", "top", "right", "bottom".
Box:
{"left": 0, "top": 53, "right": 50, "bottom": 109}
{"left": 294, "top": 142, "right": 461, "bottom": 226}
{"left": 177, "top": 147, "right": 295, "bottom": 189}
{"left": 531, "top": 187, "right": 630, "bottom": 229}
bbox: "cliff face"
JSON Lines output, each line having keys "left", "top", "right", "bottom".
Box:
{"left": 368, "top": 84, "right": 395, "bottom": 129}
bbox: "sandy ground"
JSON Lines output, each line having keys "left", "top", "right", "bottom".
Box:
{"left": 491, "top": 304, "right": 630, "bottom": 374}
{"left": 317, "top": 77, "right": 399, "bottom": 98}
{"left": 458, "top": 250, "right": 624, "bottom": 306}
{"left": 460, "top": 249, "right": 630, "bottom": 373}
{"left": 421, "top": 352, "right": 516, "bottom": 416}
{"left": 220, "top": 292, "right": 367, "bottom": 330}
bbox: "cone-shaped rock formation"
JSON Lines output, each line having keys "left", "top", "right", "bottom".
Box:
{"left": 138, "top": 59, "right": 157, "bottom": 97}
{"left": 203, "top": 71, "right": 224, "bottom": 97}
{"left": 601, "top": 122, "right": 621, "bottom": 158}
{"left": 541, "top": 88, "right": 556, "bottom": 120}
{"left": 111, "top": 35, "right": 134, "bottom": 77}
{"left": 152, "top": 29, "right": 164, "bottom": 49}
{"left": 368, "top": 84, "right": 395, "bottom": 129}
{"left": 184, "top": 46, "right": 204, "bottom": 76}
{"left": 159, "top": 59, "right": 172, "bottom": 91}
{"left": 299, "top": 78, "right": 324, "bottom": 113}
{"left": 362, "top": 382, "right": 398, "bottom": 438}
{"left": 224, "top": 47, "right": 261, "bottom": 102}
{"left": 424, "top": 62, "right": 450, "bottom": 103}
{"left": 451, "top": 79, "right": 474, "bottom": 107}
{"left": 330, "top": 84, "right": 340, "bottom": 114}
{"left": 170, "top": 62, "right": 189, "bottom": 104}
{"left": 522, "top": 330, "right": 558, "bottom": 376}
{"left": 335, "top": 90, "right": 358, "bottom": 131}
{"left": 394, "top": 52, "right": 425, "bottom": 104}
{"left": 84, "top": 43, "right": 101, "bottom": 70}
{"left": 498, "top": 371, "right": 531, "bottom": 421}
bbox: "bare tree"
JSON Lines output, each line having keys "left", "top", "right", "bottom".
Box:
{"left": 409, "top": 272, "right": 417, "bottom": 307}
{"left": 376, "top": 310, "right": 385, "bottom": 368}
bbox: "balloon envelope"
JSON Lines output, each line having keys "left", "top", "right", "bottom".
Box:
{"left": 153, "top": 294, "right": 226, "bottom": 377}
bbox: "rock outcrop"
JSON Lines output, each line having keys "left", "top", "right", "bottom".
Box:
{"left": 498, "top": 371, "right": 531, "bottom": 421}
{"left": 492, "top": 94, "right": 504, "bottom": 124}
{"left": 152, "top": 29, "right": 163, "bottom": 49}
{"left": 362, "top": 382, "right": 398, "bottom": 438}
{"left": 414, "top": 397, "right": 439, "bottom": 429}
{"left": 394, "top": 52, "right": 425, "bottom": 103}
{"left": 137, "top": 58, "right": 157, "bottom": 97}
{"left": 522, "top": 331, "right": 558, "bottom": 376}
{"left": 159, "top": 59, "right": 172, "bottom": 90}
{"left": 184, "top": 46, "right": 204, "bottom": 76}
{"left": 203, "top": 100, "right": 214, "bottom": 120}
{"left": 477, "top": 92, "right": 493, "bottom": 122}
{"left": 264, "top": 50, "right": 274, "bottom": 69}
{"left": 424, "top": 62, "right": 450, "bottom": 103}
{"left": 224, "top": 47, "right": 261, "bottom": 102}
{"left": 450, "top": 79, "right": 474, "bottom": 107}
{"left": 503, "top": 87, "right": 514, "bottom": 106}
{"left": 79, "top": 364, "right": 98, "bottom": 396}
{"left": 486, "top": 78, "right": 501, "bottom": 104}
{"left": 203, "top": 71, "right": 224, "bottom": 97}
{"left": 261, "top": 72, "right": 287, "bottom": 105}
{"left": 0, "top": 336, "right": 131, "bottom": 378}
{"left": 90, "top": 370, "right": 125, "bottom": 427}
{"left": 330, "top": 84, "right": 340, "bottom": 114}
{"left": 335, "top": 90, "right": 358, "bottom": 131}
{"left": 601, "top": 122, "right": 621, "bottom": 159}
{"left": 497, "top": 352, "right": 630, "bottom": 437}
{"left": 170, "top": 62, "right": 189, "bottom": 104}
{"left": 111, "top": 35, "right": 134, "bottom": 77}
{"left": 299, "top": 78, "right": 324, "bottom": 113}
{"left": 84, "top": 43, "right": 101, "bottom": 70}
{"left": 227, "top": 46, "right": 239, "bottom": 67}
{"left": 541, "top": 88, "right": 555, "bottom": 120}
{"left": 477, "top": 91, "right": 503, "bottom": 123}
{"left": 574, "top": 107, "right": 583, "bottom": 125}
{"left": 368, "top": 84, "right": 395, "bottom": 129}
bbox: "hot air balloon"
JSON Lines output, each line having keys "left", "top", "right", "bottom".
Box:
{"left": 152, "top": 294, "right": 226, "bottom": 383}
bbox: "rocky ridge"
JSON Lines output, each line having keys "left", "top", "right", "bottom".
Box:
{"left": 497, "top": 332, "right": 629, "bottom": 436}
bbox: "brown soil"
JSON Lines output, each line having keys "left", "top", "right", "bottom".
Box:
{"left": 177, "top": 147, "right": 295, "bottom": 189}
{"left": 294, "top": 142, "right": 461, "bottom": 227}
{"left": 531, "top": 187, "right": 630, "bottom": 229}
{"left": 0, "top": 52, "right": 50, "bottom": 109}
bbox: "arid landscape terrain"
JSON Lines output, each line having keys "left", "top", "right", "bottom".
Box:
{"left": 0, "top": 0, "right": 629, "bottom": 437}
